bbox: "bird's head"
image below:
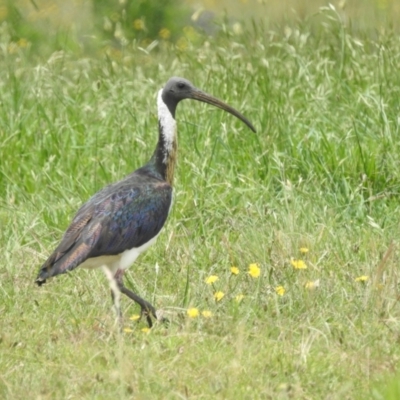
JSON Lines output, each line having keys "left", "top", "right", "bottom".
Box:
{"left": 161, "top": 76, "right": 256, "bottom": 133}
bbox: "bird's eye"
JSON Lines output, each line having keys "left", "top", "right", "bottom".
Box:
{"left": 177, "top": 82, "right": 185, "bottom": 89}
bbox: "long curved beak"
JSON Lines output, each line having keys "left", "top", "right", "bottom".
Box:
{"left": 190, "top": 90, "right": 256, "bottom": 133}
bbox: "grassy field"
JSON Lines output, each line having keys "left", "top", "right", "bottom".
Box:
{"left": 1, "top": 5, "right": 400, "bottom": 399}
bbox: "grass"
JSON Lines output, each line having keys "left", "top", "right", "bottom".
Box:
{"left": 1, "top": 6, "right": 400, "bottom": 399}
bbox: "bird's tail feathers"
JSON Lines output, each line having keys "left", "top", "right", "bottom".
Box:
{"left": 35, "top": 242, "right": 92, "bottom": 285}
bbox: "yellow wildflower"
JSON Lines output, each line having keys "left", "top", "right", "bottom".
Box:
{"left": 176, "top": 37, "right": 188, "bottom": 51}
{"left": 305, "top": 279, "right": 320, "bottom": 290}
{"left": 355, "top": 275, "right": 369, "bottom": 282}
{"left": 129, "top": 314, "right": 140, "bottom": 321}
{"left": 291, "top": 259, "right": 307, "bottom": 269}
{"left": 133, "top": 19, "right": 145, "bottom": 31}
{"left": 123, "top": 327, "right": 133, "bottom": 333}
{"left": 205, "top": 275, "right": 219, "bottom": 285}
{"left": 300, "top": 247, "right": 309, "bottom": 254}
{"left": 159, "top": 28, "right": 171, "bottom": 40}
{"left": 235, "top": 294, "right": 245, "bottom": 303}
{"left": 201, "top": 310, "right": 213, "bottom": 318}
{"left": 187, "top": 308, "right": 199, "bottom": 318}
{"left": 17, "top": 38, "right": 28, "bottom": 48}
{"left": 248, "top": 263, "right": 261, "bottom": 278}
{"left": 141, "top": 327, "right": 150, "bottom": 333}
{"left": 230, "top": 266, "right": 240, "bottom": 275}
{"left": 275, "top": 286, "right": 285, "bottom": 296}
{"left": 214, "top": 291, "right": 225, "bottom": 302}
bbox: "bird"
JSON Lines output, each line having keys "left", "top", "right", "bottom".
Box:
{"left": 36, "top": 76, "right": 256, "bottom": 327}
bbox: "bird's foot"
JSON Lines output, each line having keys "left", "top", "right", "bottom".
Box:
{"left": 155, "top": 309, "right": 169, "bottom": 326}
{"left": 139, "top": 306, "right": 169, "bottom": 328}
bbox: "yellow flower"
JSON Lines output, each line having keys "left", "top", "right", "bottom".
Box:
{"left": 291, "top": 259, "right": 307, "bottom": 269}
{"left": 141, "top": 327, "right": 150, "bottom": 333}
{"left": 248, "top": 263, "right": 261, "bottom": 278}
{"left": 201, "top": 310, "right": 213, "bottom": 318}
{"left": 123, "top": 327, "right": 133, "bottom": 333}
{"left": 133, "top": 19, "right": 145, "bottom": 31}
{"left": 130, "top": 314, "right": 140, "bottom": 321}
{"left": 275, "top": 286, "right": 285, "bottom": 296}
{"left": 300, "top": 247, "right": 309, "bottom": 254}
{"left": 205, "top": 275, "right": 219, "bottom": 285}
{"left": 305, "top": 279, "right": 320, "bottom": 290}
{"left": 159, "top": 28, "right": 171, "bottom": 40}
{"left": 187, "top": 308, "right": 199, "bottom": 318}
{"left": 176, "top": 37, "right": 188, "bottom": 51}
{"left": 355, "top": 275, "right": 369, "bottom": 282}
{"left": 214, "top": 291, "right": 225, "bottom": 302}
{"left": 230, "top": 266, "right": 240, "bottom": 275}
{"left": 17, "top": 38, "right": 28, "bottom": 48}
{"left": 235, "top": 294, "right": 245, "bottom": 303}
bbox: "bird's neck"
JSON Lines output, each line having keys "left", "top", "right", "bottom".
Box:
{"left": 147, "top": 90, "right": 178, "bottom": 185}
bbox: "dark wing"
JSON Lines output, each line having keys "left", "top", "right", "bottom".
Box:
{"left": 36, "top": 173, "right": 172, "bottom": 284}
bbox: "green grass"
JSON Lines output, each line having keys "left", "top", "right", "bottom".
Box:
{"left": 1, "top": 7, "right": 400, "bottom": 399}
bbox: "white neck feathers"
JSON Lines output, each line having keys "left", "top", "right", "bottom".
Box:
{"left": 157, "top": 89, "right": 177, "bottom": 163}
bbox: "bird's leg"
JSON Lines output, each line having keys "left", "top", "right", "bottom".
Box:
{"left": 114, "top": 269, "right": 157, "bottom": 328}
{"left": 102, "top": 266, "right": 123, "bottom": 328}
{"left": 110, "top": 289, "right": 122, "bottom": 319}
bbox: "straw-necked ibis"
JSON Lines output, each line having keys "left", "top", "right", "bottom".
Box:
{"left": 36, "top": 77, "right": 255, "bottom": 327}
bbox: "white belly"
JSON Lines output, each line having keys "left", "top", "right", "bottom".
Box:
{"left": 80, "top": 234, "right": 159, "bottom": 271}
